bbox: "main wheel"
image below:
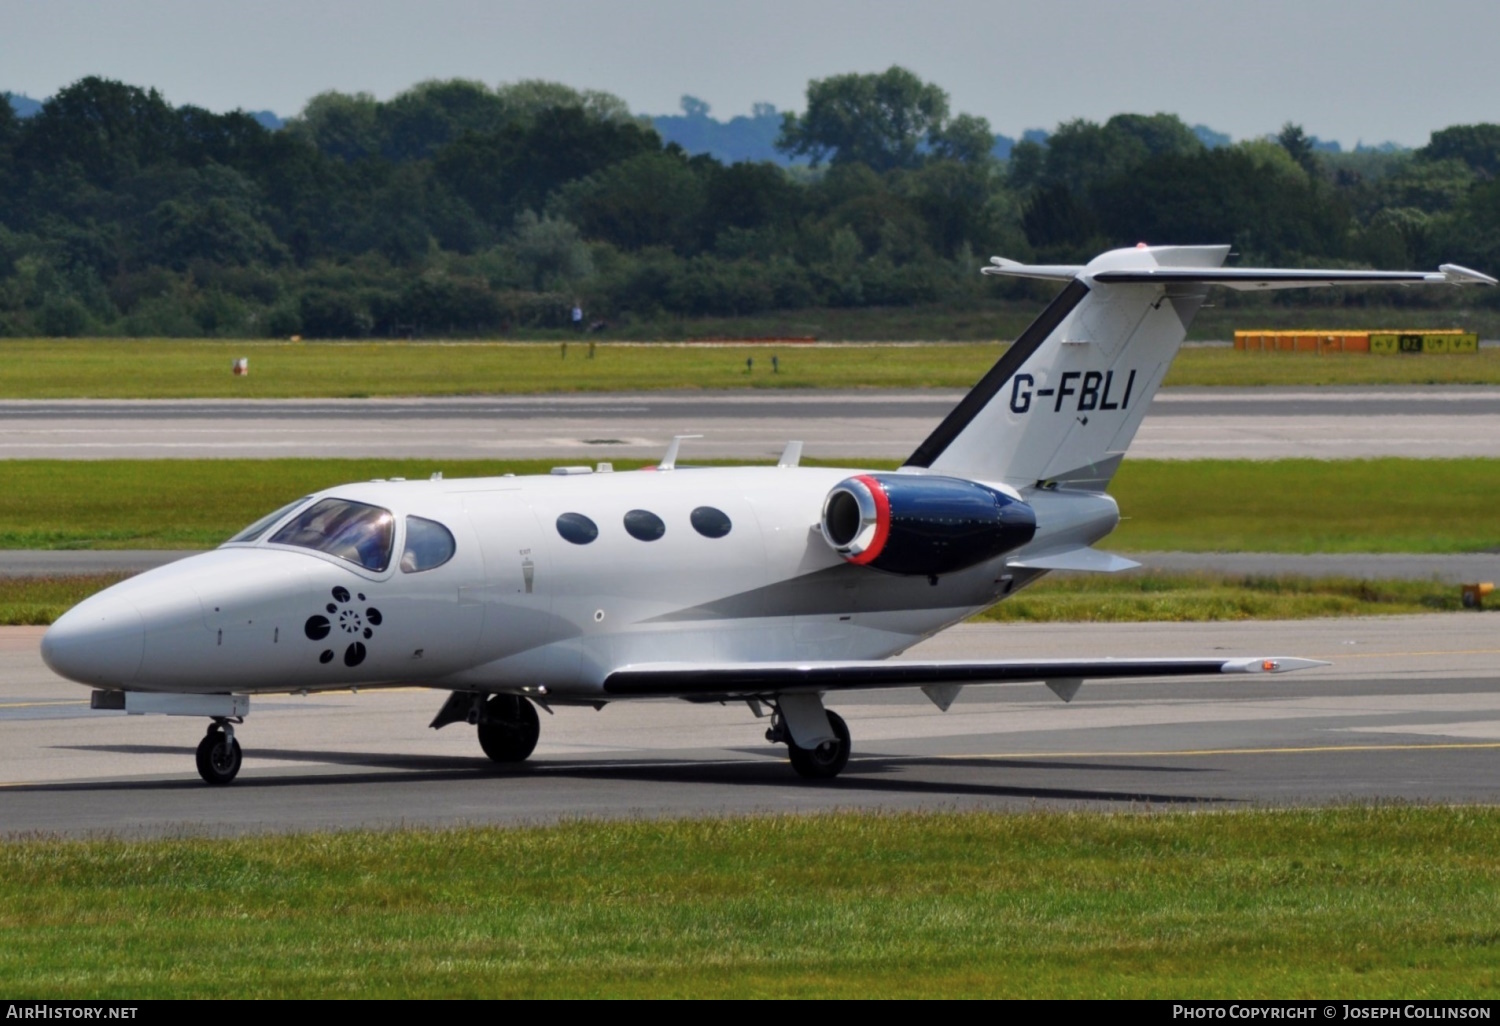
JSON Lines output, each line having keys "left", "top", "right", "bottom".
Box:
{"left": 195, "top": 727, "right": 242, "bottom": 785}
{"left": 788, "top": 709, "right": 851, "bottom": 780}
{"left": 477, "top": 694, "right": 540, "bottom": 763}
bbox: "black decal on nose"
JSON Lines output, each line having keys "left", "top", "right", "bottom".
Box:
{"left": 363, "top": 627, "right": 373, "bottom": 639}
{"left": 319, "top": 649, "right": 334, "bottom": 664}
{"left": 365, "top": 608, "right": 383, "bottom": 626}
{"left": 344, "top": 642, "right": 366, "bottom": 667}
{"left": 326, "top": 603, "right": 337, "bottom": 614}
{"left": 357, "top": 593, "right": 366, "bottom": 601}
{"left": 304, "top": 615, "right": 331, "bottom": 640}
{"left": 332, "top": 586, "right": 351, "bottom": 602}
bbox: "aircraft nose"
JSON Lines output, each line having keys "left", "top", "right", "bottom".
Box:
{"left": 41, "top": 595, "right": 145, "bottom": 687}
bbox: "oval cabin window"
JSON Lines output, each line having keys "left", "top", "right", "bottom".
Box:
{"left": 690, "top": 506, "right": 732, "bottom": 539}
{"left": 556, "top": 512, "right": 599, "bottom": 545}
{"left": 623, "top": 509, "right": 665, "bottom": 542}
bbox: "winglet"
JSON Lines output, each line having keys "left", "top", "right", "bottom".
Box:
{"left": 1221, "top": 657, "right": 1331, "bottom": 675}
{"left": 1440, "top": 263, "right": 1499, "bottom": 287}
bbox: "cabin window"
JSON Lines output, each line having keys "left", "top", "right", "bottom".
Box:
{"left": 269, "top": 498, "right": 395, "bottom": 572}
{"left": 225, "top": 496, "right": 311, "bottom": 544}
{"left": 690, "top": 506, "right": 732, "bottom": 539}
{"left": 623, "top": 509, "right": 665, "bottom": 542}
{"left": 401, "top": 516, "right": 456, "bottom": 572}
{"left": 556, "top": 512, "right": 599, "bottom": 545}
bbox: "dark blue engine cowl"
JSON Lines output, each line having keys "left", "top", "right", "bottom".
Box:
{"left": 820, "top": 473, "right": 1037, "bottom": 576}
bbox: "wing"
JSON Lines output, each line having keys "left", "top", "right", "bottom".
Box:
{"left": 602, "top": 655, "right": 1326, "bottom": 702}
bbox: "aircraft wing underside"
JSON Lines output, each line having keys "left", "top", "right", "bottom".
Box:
{"left": 601, "top": 656, "right": 1326, "bottom": 701}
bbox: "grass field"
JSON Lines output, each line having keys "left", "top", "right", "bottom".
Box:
{"left": 0, "top": 456, "right": 1493, "bottom": 553}
{"left": 3, "top": 808, "right": 1498, "bottom": 998}
{"left": 7, "top": 570, "right": 1480, "bottom": 627}
{"left": 980, "top": 572, "right": 1475, "bottom": 622}
{"left": 5, "top": 338, "right": 1500, "bottom": 397}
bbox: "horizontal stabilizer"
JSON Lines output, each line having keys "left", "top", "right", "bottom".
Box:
{"left": 982, "top": 256, "right": 1084, "bottom": 281}
{"left": 602, "top": 655, "right": 1327, "bottom": 699}
{"left": 1007, "top": 547, "right": 1140, "bottom": 573}
{"left": 1091, "top": 265, "right": 1498, "bottom": 290}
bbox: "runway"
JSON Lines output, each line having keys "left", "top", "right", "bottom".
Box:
{"left": 3, "top": 613, "right": 1498, "bottom": 837}
{"left": 2, "top": 386, "right": 1499, "bottom": 460}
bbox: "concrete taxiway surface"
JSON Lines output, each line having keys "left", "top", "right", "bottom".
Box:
{"left": 2, "top": 613, "right": 1498, "bottom": 837}
{"left": 2, "top": 386, "right": 1498, "bottom": 461}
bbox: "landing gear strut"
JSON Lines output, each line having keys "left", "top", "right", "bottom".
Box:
{"left": 195, "top": 718, "right": 242, "bottom": 785}
{"left": 477, "top": 695, "right": 540, "bottom": 763}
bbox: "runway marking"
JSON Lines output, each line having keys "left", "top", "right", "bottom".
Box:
{"left": 0, "top": 700, "right": 87, "bottom": 710}
{"left": 924, "top": 741, "right": 1500, "bottom": 761}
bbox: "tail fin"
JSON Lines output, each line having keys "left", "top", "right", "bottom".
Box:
{"left": 905, "top": 245, "right": 1495, "bottom": 491}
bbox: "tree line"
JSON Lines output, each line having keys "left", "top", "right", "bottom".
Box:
{"left": 2, "top": 68, "right": 1499, "bottom": 338}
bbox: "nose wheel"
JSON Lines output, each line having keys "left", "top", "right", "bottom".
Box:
{"left": 476, "top": 695, "right": 540, "bottom": 763}
{"left": 195, "top": 720, "right": 242, "bottom": 785}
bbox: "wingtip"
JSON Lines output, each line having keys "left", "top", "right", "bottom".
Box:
{"left": 1225, "top": 657, "right": 1331, "bottom": 674}
{"left": 1439, "top": 263, "right": 1499, "bottom": 286}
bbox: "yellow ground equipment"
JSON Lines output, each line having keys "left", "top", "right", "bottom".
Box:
{"left": 1233, "top": 330, "right": 1478, "bottom": 354}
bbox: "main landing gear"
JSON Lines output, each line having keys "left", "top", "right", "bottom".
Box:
{"left": 767, "top": 697, "right": 852, "bottom": 780}
{"left": 196, "top": 718, "right": 242, "bottom": 785}
{"left": 429, "top": 691, "right": 541, "bottom": 764}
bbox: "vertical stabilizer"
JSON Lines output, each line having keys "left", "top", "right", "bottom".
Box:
{"left": 906, "top": 245, "right": 1226, "bottom": 490}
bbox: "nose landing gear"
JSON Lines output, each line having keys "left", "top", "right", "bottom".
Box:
{"left": 196, "top": 719, "right": 242, "bottom": 785}
{"left": 476, "top": 694, "right": 541, "bottom": 763}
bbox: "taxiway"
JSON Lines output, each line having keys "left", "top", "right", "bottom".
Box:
{"left": 2, "top": 614, "right": 1497, "bottom": 837}
{"left": 1, "top": 387, "right": 1498, "bottom": 461}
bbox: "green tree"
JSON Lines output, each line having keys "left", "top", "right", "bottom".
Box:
{"left": 556, "top": 151, "right": 707, "bottom": 252}
{"left": 505, "top": 210, "right": 594, "bottom": 291}
{"left": 1277, "top": 122, "right": 1318, "bottom": 175}
{"left": 286, "top": 91, "right": 381, "bottom": 161}
{"left": 1419, "top": 123, "right": 1500, "bottom": 178}
{"left": 777, "top": 67, "right": 953, "bottom": 172}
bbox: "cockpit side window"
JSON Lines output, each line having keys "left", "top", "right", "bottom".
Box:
{"left": 225, "top": 496, "right": 312, "bottom": 544}
{"left": 269, "top": 498, "right": 395, "bottom": 572}
{"left": 401, "top": 516, "right": 456, "bottom": 573}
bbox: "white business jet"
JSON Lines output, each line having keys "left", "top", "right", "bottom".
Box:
{"left": 41, "top": 245, "right": 1496, "bottom": 784}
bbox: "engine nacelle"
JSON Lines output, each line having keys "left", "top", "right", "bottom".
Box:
{"left": 820, "top": 473, "right": 1037, "bottom": 576}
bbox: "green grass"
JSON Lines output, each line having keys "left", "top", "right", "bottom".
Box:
{"left": 0, "top": 456, "right": 1493, "bottom": 553}
{"left": 981, "top": 572, "right": 1477, "bottom": 622}
{"left": 1108, "top": 458, "right": 1500, "bottom": 553}
{"left": 0, "top": 574, "right": 130, "bottom": 625}
{"left": 3, "top": 808, "right": 1499, "bottom": 997}
{"left": 7, "top": 571, "right": 1482, "bottom": 627}
{"left": 5, "top": 338, "right": 1500, "bottom": 397}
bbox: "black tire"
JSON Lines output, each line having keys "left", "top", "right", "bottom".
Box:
{"left": 788, "top": 709, "right": 851, "bottom": 780}
{"left": 195, "top": 728, "right": 242, "bottom": 785}
{"left": 477, "top": 695, "right": 540, "bottom": 763}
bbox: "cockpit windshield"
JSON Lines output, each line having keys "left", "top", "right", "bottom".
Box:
{"left": 269, "top": 498, "right": 395, "bottom": 572}
{"left": 224, "top": 496, "right": 312, "bottom": 545}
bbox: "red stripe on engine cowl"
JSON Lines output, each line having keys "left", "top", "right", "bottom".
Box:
{"left": 847, "top": 475, "right": 890, "bottom": 565}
